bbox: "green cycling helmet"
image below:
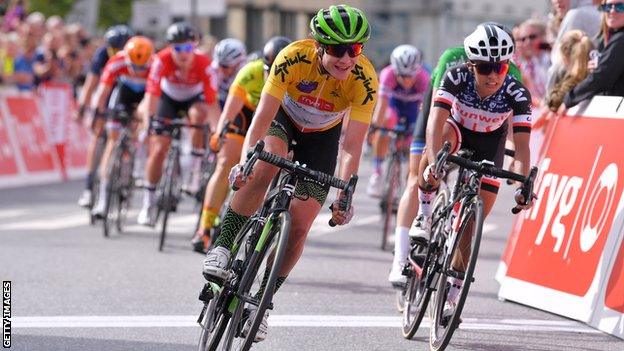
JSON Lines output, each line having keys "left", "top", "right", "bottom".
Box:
{"left": 310, "top": 4, "right": 371, "bottom": 45}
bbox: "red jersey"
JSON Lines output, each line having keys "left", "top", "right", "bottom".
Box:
{"left": 100, "top": 51, "right": 150, "bottom": 92}
{"left": 146, "top": 47, "right": 216, "bottom": 103}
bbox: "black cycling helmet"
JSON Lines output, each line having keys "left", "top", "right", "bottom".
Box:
{"left": 165, "top": 21, "right": 198, "bottom": 44}
{"left": 105, "top": 25, "right": 133, "bottom": 50}
{"left": 262, "top": 36, "right": 292, "bottom": 71}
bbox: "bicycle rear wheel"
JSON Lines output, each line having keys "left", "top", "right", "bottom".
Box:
{"left": 381, "top": 157, "right": 400, "bottom": 251}
{"left": 402, "top": 189, "right": 449, "bottom": 339}
{"left": 429, "top": 196, "right": 484, "bottom": 351}
{"left": 102, "top": 144, "right": 123, "bottom": 238}
{"left": 159, "top": 153, "right": 181, "bottom": 251}
{"left": 116, "top": 148, "right": 135, "bottom": 233}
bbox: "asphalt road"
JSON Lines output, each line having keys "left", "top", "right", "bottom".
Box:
{"left": 1, "top": 161, "right": 621, "bottom": 351}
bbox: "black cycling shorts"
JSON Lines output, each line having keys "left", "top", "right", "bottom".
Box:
{"left": 266, "top": 107, "right": 342, "bottom": 205}
{"left": 150, "top": 91, "right": 205, "bottom": 136}
{"left": 106, "top": 83, "right": 144, "bottom": 123}
{"left": 448, "top": 118, "right": 507, "bottom": 193}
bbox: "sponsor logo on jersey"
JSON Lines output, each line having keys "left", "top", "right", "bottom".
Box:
{"left": 330, "top": 88, "right": 341, "bottom": 98}
{"left": 274, "top": 51, "right": 312, "bottom": 83}
{"left": 297, "top": 95, "right": 334, "bottom": 111}
{"left": 447, "top": 68, "right": 469, "bottom": 86}
{"left": 296, "top": 80, "right": 319, "bottom": 93}
{"left": 506, "top": 81, "right": 529, "bottom": 102}
{"left": 351, "top": 64, "right": 376, "bottom": 105}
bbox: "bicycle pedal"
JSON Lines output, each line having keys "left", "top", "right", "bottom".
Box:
{"left": 198, "top": 283, "right": 214, "bottom": 302}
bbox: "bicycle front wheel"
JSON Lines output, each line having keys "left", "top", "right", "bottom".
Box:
{"left": 401, "top": 188, "right": 449, "bottom": 339}
{"left": 381, "top": 157, "right": 400, "bottom": 251}
{"left": 429, "top": 196, "right": 484, "bottom": 351}
{"left": 159, "top": 153, "right": 180, "bottom": 251}
{"left": 102, "top": 144, "right": 123, "bottom": 238}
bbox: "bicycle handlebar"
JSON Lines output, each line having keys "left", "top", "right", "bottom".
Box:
{"left": 369, "top": 124, "right": 411, "bottom": 137}
{"left": 436, "top": 141, "right": 538, "bottom": 214}
{"left": 151, "top": 117, "right": 211, "bottom": 131}
{"left": 240, "top": 141, "right": 358, "bottom": 226}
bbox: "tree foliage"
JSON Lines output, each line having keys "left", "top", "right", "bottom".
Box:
{"left": 29, "top": 0, "right": 74, "bottom": 18}
{"left": 97, "top": 0, "right": 132, "bottom": 29}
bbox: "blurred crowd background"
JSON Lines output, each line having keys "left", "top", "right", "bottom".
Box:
{"left": 0, "top": 0, "right": 621, "bottom": 117}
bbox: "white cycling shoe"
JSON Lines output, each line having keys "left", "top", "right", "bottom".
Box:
{"left": 137, "top": 205, "right": 157, "bottom": 227}
{"left": 77, "top": 190, "right": 93, "bottom": 208}
{"left": 409, "top": 214, "right": 431, "bottom": 239}
{"left": 242, "top": 306, "right": 269, "bottom": 342}
{"left": 388, "top": 260, "right": 407, "bottom": 287}
{"left": 202, "top": 246, "right": 231, "bottom": 282}
{"left": 366, "top": 173, "right": 382, "bottom": 198}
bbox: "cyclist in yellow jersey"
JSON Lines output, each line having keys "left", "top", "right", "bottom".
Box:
{"left": 191, "top": 36, "right": 292, "bottom": 253}
{"left": 202, "top": 5, "right": 377, "bottom": 341}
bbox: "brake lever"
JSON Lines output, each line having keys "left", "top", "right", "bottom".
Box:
{"left": 329, "top": 175, "right": 358, "bottom": 227}
{"left": 512, "top": 166, "right": 538, "bottom": 214}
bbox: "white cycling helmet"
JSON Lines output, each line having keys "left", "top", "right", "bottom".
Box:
{"left": 213, "top": 38, "right": 247, "bottom": 67}
{"left": 390, "top": 44, "right": 422, "bottom": 76}
{"left": 464, "top": 23, "right": 514, "bottom": 62}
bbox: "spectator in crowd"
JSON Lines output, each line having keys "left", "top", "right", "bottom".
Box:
{"left": 514, "top": 18, "right": 551, "bottom": 105}
{"left": 25, "top": 11, "right": 44, "bottom": 41}
{"left": 563, "top": 0, "right": 624, "bottom": 108}
{"left": 33, "top": 32, "right": 65, "bottom": 84}
{"left": 546, "top": 29, "right": 593, "bottom": 110}
{"left": 12, "top": 22, "right": 37, "bottom": 90}
{"left": 549, "top": 0, "right": 572, "bottom": 40}
{"left": 548, "top": 0, "right": 601, "bottom": 89}
{"left": 0, "top": 31, "right": 19, "bottom": 83}
{"left": 1, "top": 0, "right": 27, "bottom": 32}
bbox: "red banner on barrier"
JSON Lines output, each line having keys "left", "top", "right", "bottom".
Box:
{"left": 5, "top": 96, "right": 57, "bottom": 173}
{"left": 506, "top": 116, "right": 624, "bottom": 296}
{"left": 0, "top": 109, "right": 19, "bottom": 176}
{"left": 605, "top": 240, "right": 624, "bottom": 313}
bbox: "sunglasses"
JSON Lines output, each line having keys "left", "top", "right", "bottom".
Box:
{"left": 172, "top": 43, "right": 194, "bottom": 53}
{"left": 518, "top": 33, "right": 539, "bottom": 42}
{"left": 600, "top": 2, "right": 624, "bottom": 12}
{"left": 323, "top": 43, "right": 363, "bottom": 58}
{"left": 472, "top": 62, "right": 509, "bottom": 76}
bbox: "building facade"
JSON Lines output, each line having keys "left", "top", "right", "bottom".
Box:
{"left": 158, "top": 0, "right": 551, "bottom": 67}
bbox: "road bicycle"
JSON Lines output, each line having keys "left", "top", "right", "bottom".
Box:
{"left": 400, "top": 142, "right": 537, "bottom": 350}
{"left": 196, "top": 140, "right": 357, "bottom": 351}
{"left": 99, "top": 109, "right": 139, "bottom": 237}
{"left": 154, "top": 117, "right": 210, "bottom": 252}
{"left": 370, "top": 124, "right": 411, "bottom": 251}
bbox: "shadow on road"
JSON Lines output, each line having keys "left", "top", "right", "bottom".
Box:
{"left": 11, "top": 334, "right": 195, "bottom": 351}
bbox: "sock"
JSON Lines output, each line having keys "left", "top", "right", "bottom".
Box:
{"left": 418, "top": 186, "right": 437, "bottom": 217}
{"left": 373, "top": 157, "right": 383, "bottom": 174}
{"left": 86, "top": 173, "right": 94, "bottom": 190}
{"left": 214, "top": 206, "right": 249, "bottom": 250}
{"left": 447, "top": 276, "right": 463, "bottom": 304}
{"left": 98, "top": 179, "right": 108, "bottom": 206}
{"left": 200, "top": 207, "right": 219, "bottom": 230}
{"left": 393, "top": 226, "right": 410, "bottom": 265}
{"left": 255, "top": 274, "right": 287, "bottom": 300}
{"left": 143, "top": 182, "right": 156, "bottom": 209}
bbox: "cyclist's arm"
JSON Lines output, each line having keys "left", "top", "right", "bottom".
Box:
{"left": 90, "top": 82, "right": 113, "bottom": 115}
{"left": 216, "top": 93, "right": 244, "bottom": 134}
{"left": 240, "top": 92, "right": 281, "bottom": 159}
{"left": 371, "top": 95, "right": 389, "bottom": 126}
{"left": 77, "top": 72, "right": 99, "bottom": 114}
{"left": 338, "top": 119, "right": 368, "bottom": 195}
{"left": 512, "top": 131, "right": 531, "bottom": 176}
{"left": 425, "top": 105, "right": 451, "bottom": 165}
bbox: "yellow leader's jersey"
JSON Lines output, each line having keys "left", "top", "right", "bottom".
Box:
{"left": 263, "top": 39, "right": 378, "bottom": 132}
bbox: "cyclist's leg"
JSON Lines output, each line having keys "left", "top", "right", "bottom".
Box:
{"left": 414, "top": 119, "right": 460, "bottom": 234}
{"left": 78, "top": 115, "right": 106, "bottom": 207}
{"left": 138, "top": 94, "right": 175, "bottom": 225}
{"left": 196, "top": 133, "right": 244, "bottom": 236}
{"left": 367, "top": 106, "right": 396, "bottom": 197}
{"left": 451, "top": 125, "right": 507, "bottom": 272}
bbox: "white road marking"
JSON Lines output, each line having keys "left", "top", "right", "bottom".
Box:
{"left": 0, "top": 208, "right": 29, "bottom": 220}
{"left": 11, "top": 315, "right": 601, "bottom": 333}
{"left": 0, "top": 213, "right": 88, "bottom": 231}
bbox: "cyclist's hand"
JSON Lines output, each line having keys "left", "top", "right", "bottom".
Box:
{"left": 329, "top": 199, "right": 354, "bottom": 226}
{"left": 209, "top": 133, "right": 222, "bottom": 153}
{"left": 229, "top": 164, "right": 252, "bottom": 190}
{"left": 423, "top": 164, "right": 443, "bottom": 186}
{"left": 514, "top": 187, "right": 536, "bottom": 210}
